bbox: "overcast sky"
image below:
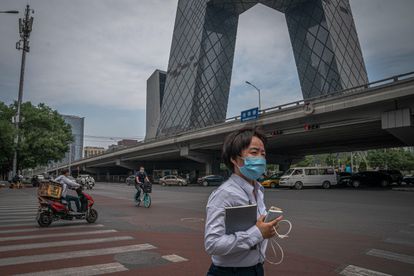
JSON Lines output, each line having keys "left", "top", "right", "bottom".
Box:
{"left": 1, "top": 0, "right": 413, "bottom": 147}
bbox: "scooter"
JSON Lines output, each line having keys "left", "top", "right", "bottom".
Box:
{"left": 37, "top": 187, "right": 98, "bottom": 227}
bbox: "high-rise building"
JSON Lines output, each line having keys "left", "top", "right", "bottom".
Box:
{"left": 156, "top": 0, "right": 368, "bottom": 137}
{"left": 84, "top": 146, "right": 105, "bottom": 158}
{"left": 61, "top": 115, "right": 84, "bottom": 163}
{"left": 146, "top": 70, "right": 166, "bottom": 140}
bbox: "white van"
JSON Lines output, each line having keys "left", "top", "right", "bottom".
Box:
{"left": 279, "top": 167, "right": 337, "bottom": 189}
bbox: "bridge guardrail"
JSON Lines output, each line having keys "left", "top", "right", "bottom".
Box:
{"left": 49, "top": 71, "right": 414, "bottom": 171}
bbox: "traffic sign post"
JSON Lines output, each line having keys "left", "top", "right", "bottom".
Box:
{"left": 241, "top": 107, "right": 259, "bottom": 122}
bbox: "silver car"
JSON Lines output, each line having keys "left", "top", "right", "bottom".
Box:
{"left": 159, "top": 175, "right": 187, "bottom": 186}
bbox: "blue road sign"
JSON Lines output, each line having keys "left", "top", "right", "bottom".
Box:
{"left": 241, "top": 107, "right": 259, "bottom": 122}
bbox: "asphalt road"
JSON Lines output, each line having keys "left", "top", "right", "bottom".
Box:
{"left": 0, "top": 183, "right": 413, "bottom": 275}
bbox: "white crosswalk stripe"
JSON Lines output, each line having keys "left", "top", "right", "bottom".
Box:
{"left": 0, "top": 229, "right": 117, "bottom": 242}
{"left": 0, "top": 244, "right": 156, "bottom": 266}
{"left": 0, "top": 223, "right": 104, "bottom": 234}
{"left": 0, "top": 236, "right": 134, "bottom": 252}
{"left": 339, "top": 265, "right": 392, "bottom": 276}
{"left": 367, "top": 249, "right": 414, "bottom": 265}
{"left": 14, "top": 262, "right": 128, "bottom": 276}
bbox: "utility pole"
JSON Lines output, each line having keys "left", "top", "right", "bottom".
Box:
{"left": 12, "top": 5, "right": 34, "bottom": 177}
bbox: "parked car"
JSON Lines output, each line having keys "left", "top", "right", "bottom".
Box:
{"left": 337, "top": 172, "right": 353, "bottom": 186}
{"left": 401, "top": 175, "right": 414, "bottom": 185}
{"left": 126, "top": 175, "right": 136, "bottom": 186}
{"left": 260, "top": 172, "right": 284, "bottom": 188}
{"left": 159, "top": 175, "right": 187, "bottom": 186}
{"left": 349, "top": 171, "right": 393, "bottom": 188}
{"left": 379, "top": 170, "right": 403, "bottom": 184}
{"left": 197, "top": 175, "right": 224, "bottom": 186}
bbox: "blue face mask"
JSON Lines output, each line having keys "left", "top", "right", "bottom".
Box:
{"left": 238, "top": 156, "right": 267, "bottom": 181}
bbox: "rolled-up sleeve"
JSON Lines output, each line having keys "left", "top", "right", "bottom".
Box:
{"left": 204, "top": 193, "right": 263, "bottom": 256}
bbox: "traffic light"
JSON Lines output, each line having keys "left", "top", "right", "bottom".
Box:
{"left": 304, "top": 124, "right": 319, "bottom": 131}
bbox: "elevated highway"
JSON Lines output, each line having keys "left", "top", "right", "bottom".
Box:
{"left": 47, "top": 72, "right": 414, "bottom": 176}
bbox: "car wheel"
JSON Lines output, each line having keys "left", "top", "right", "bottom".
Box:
{"left": 352, "top": 180, "right": 360, "bottom": 188}
{"left": 203, "top": 180, "right": 209, "bottom": 187}
{"left": 270, "top": 182, "right": 276, "bottom": 188}
{"left": 161, "top": 182, "right": 166, "bottom": 186}
{"left": 179, "top": 182, "right": 182, "bottom": 186}
{"left": 322, "top": 181, "right": 331, "bottom": 189}
{"left": 381, "top": 180, "right": 389, "bottom": 187}
{"left": 294, "top": 181, "right": 303, "bottom": 190}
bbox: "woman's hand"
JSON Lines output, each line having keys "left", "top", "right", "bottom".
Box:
{"left": 256, "top": 215, "right": 283, "bottom": 239}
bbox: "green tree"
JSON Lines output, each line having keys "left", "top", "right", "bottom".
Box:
{"left": 0, "top": 101, "right": 73, "bottom": 173}
{"left": 0, "top": 102, "right": 16, "bottom": 176}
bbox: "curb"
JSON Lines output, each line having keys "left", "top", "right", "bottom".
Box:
{"left": 392, "top": 187, "right": 414, "bottom": 192}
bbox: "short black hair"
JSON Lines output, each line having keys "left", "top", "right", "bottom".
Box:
{"left": 61, "top": 169, "right": 69, "bottom": 175}
{"left": 222, "top": 127, "right": 267, "bottom": 172}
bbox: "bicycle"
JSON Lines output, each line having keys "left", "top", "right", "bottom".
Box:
{"left": 134, "top": 182, "right": 152, "bottom": 208}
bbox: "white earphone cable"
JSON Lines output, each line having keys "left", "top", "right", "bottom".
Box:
{"left": 262, "top": 219, "right": 292, "bottom": 265}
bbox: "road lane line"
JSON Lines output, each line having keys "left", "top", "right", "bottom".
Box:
{"left": 339, "top": 265, "right": 392, "bottom": 276}
{"left": 0, "top": 236, "right": 133, "bottom": 252}
{"left": 0, "top": 216, "right": 35, "bottom": 220}
{"left": 0, "top": 222, "right": 35, "bottom": 227}
{"left": 0, "top": 224, "right": 104, "bottom": 234}
{"left": 0, "top": 229, "right": 117, "bottom": 242}
{"left": 399, "top": 230, "right": 414, "bottom": 235}
{"left": 0, "top": 244, "right": 156, "bottom": 267}
{"left": 14, "top": 262, "right": 128, "bottom": 276}
{"left": 0, "top": 218, "right": 34, "bottom": 223}
{"left": 367, "top": 249, "right": 414, "bottom": 265}
{"left": 162, "top": 254, "right": 188, "bottom": 263}
{"left": 384, "top": 237, "right": 414, "bottom": 247}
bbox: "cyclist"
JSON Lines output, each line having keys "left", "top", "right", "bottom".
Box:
{"left": 135, "top": 166, "right": 149, "bottom": 204}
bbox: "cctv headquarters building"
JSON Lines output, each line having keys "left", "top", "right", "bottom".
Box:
{"left": 146, "top": 0, "right": 368, "bottom": 139}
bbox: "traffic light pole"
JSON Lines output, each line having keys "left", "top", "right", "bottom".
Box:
{"left": 12, "top": 5, "right": 34, "bottom": 178}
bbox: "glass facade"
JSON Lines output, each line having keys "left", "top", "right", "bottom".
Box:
{"left": 156, "top": 0, "right": 368, "bottom": 137}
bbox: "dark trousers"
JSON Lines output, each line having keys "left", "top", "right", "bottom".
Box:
{"left": 64, "top": 195, "right": 80, "bottom": 212}
{"left": 207, "top": 263, "right": 264, "bottom": 276}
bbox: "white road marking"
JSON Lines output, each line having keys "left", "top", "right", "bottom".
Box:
{"left": 0, "top": 218, "right": 34, "bottom": 223}
{"left": 162, "top": 254, "right": 188, "bottom": 263}
{"left": 14, "top": 262, "right": 128, "bottom": 276}
{"left": 0, "top": 243, "right": 156, "bottom": 266}
{"left": 0, "top": 236, "right": 133, "bottom": 252}
{"left": 339, "top": 264, "right": 392, "bottom": 276}
{"left": 367, "top": 249, "right": 414, "bottom": 265}
{"left": 0, "top": 222, "right": 35, "bottom": 227}
{"left": 0, "top": 216, "right": 35, "bottom": 220}
{"left": 0, "top": 206, "right": 38, "bottom": 210}
{"left": 399, "top": 230, "right": 414, "bottom": 235}
{"left": 0, "top": 223, "right": 104, "bottom": 234}
{"left": 0, "top": 229, "right": 117, "bottom": 242}
{"left": 385, "top": 237, "right": 414, "bottom": 247}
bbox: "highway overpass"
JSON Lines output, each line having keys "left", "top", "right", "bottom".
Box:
{"left": 45, "top": 72, "right": 414, "bottom": 177}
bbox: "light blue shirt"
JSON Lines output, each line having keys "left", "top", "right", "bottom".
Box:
{"left": 204, "top": 174, "right": 268, "bottom": 267}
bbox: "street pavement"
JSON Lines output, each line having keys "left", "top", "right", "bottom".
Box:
{"left": 0, "top": 183, "right": 413, "bottom": 275}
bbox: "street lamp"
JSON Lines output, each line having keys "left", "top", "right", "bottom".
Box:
{"left": 245, "top": 81, "right": 261, "bottom": 111}
{"left": 11, "top": 5, "right": 34, "bottom": 178}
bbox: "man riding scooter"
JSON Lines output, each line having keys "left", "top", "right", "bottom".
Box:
{"left": 54, "top": 169, "right": 81, "bottom": 212}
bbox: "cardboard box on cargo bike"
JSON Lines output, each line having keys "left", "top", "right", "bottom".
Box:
{"left": 37, "top": 180, "right": 63, "bottom": 199}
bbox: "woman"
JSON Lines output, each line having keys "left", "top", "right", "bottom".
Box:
{"left": 205, "top": 127, "right": 282, "bottom": 276}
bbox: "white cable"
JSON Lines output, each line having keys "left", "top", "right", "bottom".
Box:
{"left": 263, "top": 219, "right": 292, "bottom": 265}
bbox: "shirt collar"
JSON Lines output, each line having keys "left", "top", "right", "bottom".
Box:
{"left": 230, "top": 174, "right": 264, "bottom": 204}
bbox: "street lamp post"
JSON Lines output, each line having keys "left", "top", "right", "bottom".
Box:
{"left": 11, "top": 5, "right": 34, "bottom": 178}
{"left": 245, "top": 81, "right": 261, "bottom": 111}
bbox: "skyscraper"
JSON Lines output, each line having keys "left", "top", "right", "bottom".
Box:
{"left": 156, "top": 0, "right": 368, "bottom": 137}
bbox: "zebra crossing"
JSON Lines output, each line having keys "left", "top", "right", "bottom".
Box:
{"left": 0, "top": 189, "right": 188, "bottom": 275}
{"left": 339, "top": 223, "right": 414, "bottom": 276}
